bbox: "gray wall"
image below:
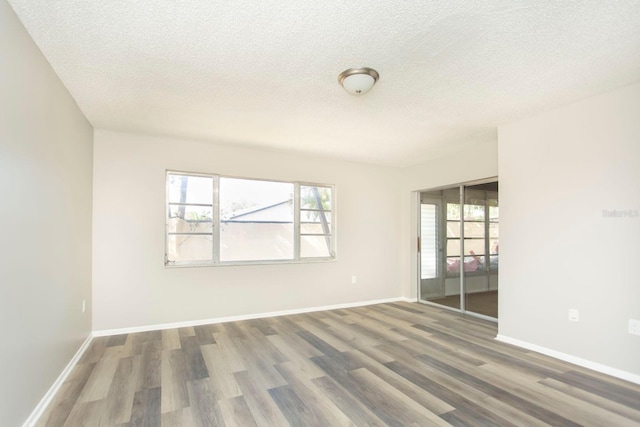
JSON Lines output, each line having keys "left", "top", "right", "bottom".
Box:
{"left": 92, "top": 129, "right": 403, "bottom": 331}
{"left": 499, "top": 82, "right": 640, "bottom": 377}
{"left": 0, "top": 1, "right": 93, "bottom": 425}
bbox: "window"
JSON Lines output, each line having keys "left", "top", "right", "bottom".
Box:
{"left": 220, "top": 177, "right": 294, "bottom": 262}
{"left": 167, "top": 174, "right": 214, "bottom": 263}
{"left": 166, "top": 171, "right": 335, "bottom": 266}
{"left": 300, "top": 185, "right": 332, "bottom": 258}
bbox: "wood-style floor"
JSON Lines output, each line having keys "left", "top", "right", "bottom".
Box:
{"left": 37, "top": 302, "right": 640, "bottom": 426}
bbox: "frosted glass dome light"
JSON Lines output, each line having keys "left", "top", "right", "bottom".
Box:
{"left": 338, "top": 67, "right": 379, "bottom": 95}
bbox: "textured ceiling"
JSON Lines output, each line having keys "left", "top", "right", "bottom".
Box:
{"left": 7, "top": 0, "right": 640, "bottom": 166}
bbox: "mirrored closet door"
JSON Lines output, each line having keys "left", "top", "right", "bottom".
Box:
{"left": 418, "top": 181, "right": 498, "bottom": 320}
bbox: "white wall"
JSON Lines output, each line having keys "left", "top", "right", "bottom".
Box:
{"left": 92, "top": 130, "right": 403, "bottom": 331}
{"left": 499, "top": 82, "right": 640, "bottom": 377}
{"left": 0, "top": 1, "right": 93, "bottom": 425}
{"left": 400, "top": 140, "right": 499, "bottom": 299}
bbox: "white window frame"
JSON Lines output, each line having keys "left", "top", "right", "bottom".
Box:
{"left": 165, "top": 170, "right": 336, "bottom": 267}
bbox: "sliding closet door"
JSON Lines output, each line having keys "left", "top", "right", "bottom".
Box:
{"left": 462, "top": 184, "right": 499, "bottom": 318}
{"left": 418, "top": 189, "right": 460, "bottom": 309}
{"left": 417, "top": 182, "right": 498, "bottom": 319}
{"left": 419, "top": 198, "right": 445, "bottom": 301}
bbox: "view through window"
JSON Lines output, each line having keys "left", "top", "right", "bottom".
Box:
{"left": 166, "top": 172, "right": 334, "bottom": 266}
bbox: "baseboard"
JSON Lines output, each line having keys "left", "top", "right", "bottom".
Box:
{"left": 93, "top": 296, "right": 413, "bottom": 337}
{"left": 495, "top": 334, "right": 640, "bottom": 385}
{"left": 23, "top": 334, "right": 93, "bottom": 427}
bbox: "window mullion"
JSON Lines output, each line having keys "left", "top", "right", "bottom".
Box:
{"left": 485, "top": 195, "right": 490, "bottom": 272}
{"left": 165, "top": 171, "right": 171, "bottom": 264}
{"left": 212, "top": 175, "right": 220, "bottom": 264}
{"left": 294, "top": 182, "right": 300, "bottom": 260}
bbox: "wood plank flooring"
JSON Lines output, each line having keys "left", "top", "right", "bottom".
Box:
{"left": 36, "top": 302, "right": 640, "bottom": 426}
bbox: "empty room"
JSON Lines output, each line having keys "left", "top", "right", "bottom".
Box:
{"left": 2, "top": 0, "right": 640, "bottom": 426}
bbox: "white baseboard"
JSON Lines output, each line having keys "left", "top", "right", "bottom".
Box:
{"left": 93, "top": 296, "right": 413, "bottom": 337}
{"left": 23, "top": 334, "right": 93, "bottom": 427}
{"left": 495, "top": 334, "right": 640, "bottom": 385}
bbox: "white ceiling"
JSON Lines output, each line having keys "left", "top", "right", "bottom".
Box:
{"left": 8, "top": 1, "right": 640, "bottom": 167}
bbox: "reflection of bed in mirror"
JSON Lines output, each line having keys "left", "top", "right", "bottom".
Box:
{"left": 446, "top": 250, "right": 482, "bottom": 273}
{"left": 446, "top": 250, "right": 498, "bottom": 273}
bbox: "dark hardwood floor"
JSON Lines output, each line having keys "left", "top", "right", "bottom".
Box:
{"left": 36, "top": 302, "right": 640, "bottom": 426}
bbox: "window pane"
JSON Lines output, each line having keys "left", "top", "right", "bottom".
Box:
{"left": 463, "top": 204, "right": 485, "bottom": 221}
{"left": 168, "top": 205, "right": 213, "bottom": 233}
{"left": 489, "top": 206, "right": 499, "bottom": 221}
{"left": 301, "top": 223, "right": 331, "bottom": 234}
{"left": 464, "top": 238, "right": 485, "bottom": 256}
{"left": 300, "top": 210, "right": 332, "bottom": 224}
{"left": 167, "top": 235, "right": 213, "bottom": 262}
{"left": 220, "top": 177, "right": 293, "bottom": 219}
{"left": 219, "top": 177, "right": 294, "bottom": 262}
{"left": 447, "top": 221, "right": 460, "bottom": 237}
{"left": 447, "top": 203, "right": 460, "bottom": 220}
{"left": 447, "top": 239, "right": 460, "bottom": 256}
{"left": 301, "top": 186, "right": 332, "bottom": 210}
{"left": 167, "top": 174, "right": 212, "bottom": 204}
{"left": 449, "top": 219, "right": 486, "bottom": 238}
{"left": 464, "top": 222, "right": 485, "bottom": 238}
{"left": 301, "top": 235, "right": 331, "bottom": 258}
{"left": 220, "top": 222, "right": 293, "bottom": 261}
{"left": 300, "top": 185, "right": 333, "bottom": 259}
{"left": 489, "top": 223, "right": 499, "bottom": 238}
{"left": 448, "top": 239, "right": 485, "bottom": 257}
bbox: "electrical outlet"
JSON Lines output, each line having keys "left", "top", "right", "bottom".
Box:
{"left": 629, "top": 319, "right": 640, "bottom": 336}
{"left": 82, "top": 299, "right": 86, "bottom": 313}
{"left": 568, "top": 309, "right": 579, "bottom": 322}
{"left": 351, "top": 275, "right": 357, "bottom": 284}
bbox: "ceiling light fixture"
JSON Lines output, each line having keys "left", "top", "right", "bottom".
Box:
{"left": 338, "top": 67, "right": 379, "bottom": 95}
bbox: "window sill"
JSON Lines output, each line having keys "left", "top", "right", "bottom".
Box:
{"left": 165, "top": 257, "right": 337, "bottom": 268}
